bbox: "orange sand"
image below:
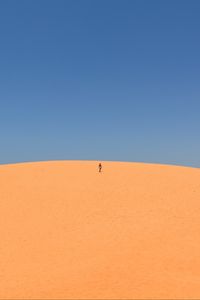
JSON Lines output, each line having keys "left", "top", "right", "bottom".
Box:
{"left": 0, "top": 161, "right": 200, "bottom": 299}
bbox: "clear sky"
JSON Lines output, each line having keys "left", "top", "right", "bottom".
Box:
{"left": 0, "top": 0, "right": 200, "bottom": 167}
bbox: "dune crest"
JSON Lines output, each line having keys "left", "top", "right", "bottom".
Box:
{"left": 0, "top": 161, "right": 200, "bottom": 299}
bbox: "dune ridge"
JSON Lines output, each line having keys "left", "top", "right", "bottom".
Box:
{"left": 0, "top": 160, "right": 200, "bottom": 299}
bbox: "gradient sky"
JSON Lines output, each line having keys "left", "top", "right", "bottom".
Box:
{"left": 0, "top": 0, "right": 200, "bottom": 167}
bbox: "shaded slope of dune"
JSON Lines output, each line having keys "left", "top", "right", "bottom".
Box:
{"left": 0, "top": 161, "right": 200, "bottom": 299}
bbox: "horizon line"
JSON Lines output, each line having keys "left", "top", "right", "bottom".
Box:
{"left": 0, "top": 159, "right": 199, "bottom": 170}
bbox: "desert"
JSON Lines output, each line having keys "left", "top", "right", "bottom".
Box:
{"left": 0, "top": 161, "right": 200, "bottom": 299}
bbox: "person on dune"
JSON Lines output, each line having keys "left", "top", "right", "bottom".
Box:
{"left": 98, "top": 163, "right": 102, "bottom": 173}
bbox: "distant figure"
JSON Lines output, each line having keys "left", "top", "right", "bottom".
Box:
{"left": 98, "top": 163, "right": 102, "bottom": 173}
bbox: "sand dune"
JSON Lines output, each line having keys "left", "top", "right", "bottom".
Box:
{"left": 0, "top": 161, "right": 200, "bottom": 299}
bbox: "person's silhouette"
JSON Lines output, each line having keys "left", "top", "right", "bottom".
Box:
{"left": 98, "top": 163, "right": 102, "bottom": 173}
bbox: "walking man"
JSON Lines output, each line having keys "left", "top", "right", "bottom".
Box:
{"left": 98, "top": 163, "right": 102, "bottom": 173}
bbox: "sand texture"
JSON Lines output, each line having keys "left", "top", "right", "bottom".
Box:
{"left": 0, "top": 161, "right": 200, "bottom": 299}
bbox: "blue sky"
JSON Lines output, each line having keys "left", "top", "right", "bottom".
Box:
{"left": 0, "top": 0, "right": 200, "bottom": 167}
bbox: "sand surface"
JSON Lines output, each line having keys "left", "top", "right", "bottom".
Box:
{"left": 0, "top": 161, "right": 200, "bottom": 299}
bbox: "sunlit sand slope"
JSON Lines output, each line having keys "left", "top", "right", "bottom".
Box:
{"left": 0, "top": 161, "right": 200, "bottom": 299}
